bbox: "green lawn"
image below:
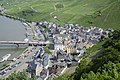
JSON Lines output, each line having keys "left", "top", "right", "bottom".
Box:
{"left": 0, "top": 0, "right": 120, "bottom": 29}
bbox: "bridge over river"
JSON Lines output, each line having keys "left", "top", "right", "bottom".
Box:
{"left": 0, "top": 41, "right": 50, "bottom": 46}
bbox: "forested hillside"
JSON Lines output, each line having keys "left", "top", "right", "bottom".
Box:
{"left": 54, "top": 30, "right": 120, "bottom": 80}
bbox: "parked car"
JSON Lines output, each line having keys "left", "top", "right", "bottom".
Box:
{"left": 8, "top": 67, "right": 12, "bottom": 70}
{"left": 17, "top": 61, "right": 21, "bottom": 64}
{"left": 11, "top": 64, "right": 16, "bottom": 68}
{"left": 0, "top": 71, "right": 6, "bottom": 75}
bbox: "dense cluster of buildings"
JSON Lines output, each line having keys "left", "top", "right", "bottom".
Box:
{"left": 27, "top": 21, "right": 113, "bottom": 80}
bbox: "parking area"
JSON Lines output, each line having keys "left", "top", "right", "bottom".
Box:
{"left": 0, "top": 46, "right": 39, "bottom": 78}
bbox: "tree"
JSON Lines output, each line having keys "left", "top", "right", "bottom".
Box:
{"left": 54, "top": 74, "right": 70, "bottom": 80}
{"left": 30, "top": 74, "right": 37, "bottom": 80}
{"left": 55, "top": 30, "right": 120, "bottom": 80}
{"left": 1, "top": 70, "right": 37, "bottom": 80}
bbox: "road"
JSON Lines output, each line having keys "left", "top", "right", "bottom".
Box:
{"left": 27, "top": 23, "right": 45, "bottom": 41}
{"left": 0, "top": 22, "right": 47, "bottom": 78}
{"left": 0, "top": 41, "right": 48, "bottom": 45}
{"left": 0, "top": 46, "right": 40, "bottom": 78}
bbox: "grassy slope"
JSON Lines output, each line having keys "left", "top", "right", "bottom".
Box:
{"left": 0, "top": 0, "right": 120, "bottom": 29}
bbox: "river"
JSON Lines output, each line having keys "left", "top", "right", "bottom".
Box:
{"left": 0, "top": 15, "right": 30, "bottom": 68}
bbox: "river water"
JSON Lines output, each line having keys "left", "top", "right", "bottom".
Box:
{"left": 0, "top": 15, "right": 28, "bottom": 68}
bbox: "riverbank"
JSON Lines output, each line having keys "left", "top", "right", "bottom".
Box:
{"left": 0, "top": 10, "right": 38, "bottom": 40}
{"left": 1, "top": 0, "right": 120, "bottom": 29}
{"left": 0, "top": 12, "right": 26, "bottom": 23}
{"left": 0, "top": 48, "right": 26, "bottom": 69}
{"left": 0, "top": 13, "right": 33, "bottom": 69}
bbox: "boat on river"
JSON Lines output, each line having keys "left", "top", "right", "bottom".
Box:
{"left": 0, "top": 54, "right": 11, "bottom": 62}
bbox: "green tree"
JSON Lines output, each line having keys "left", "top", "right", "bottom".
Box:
{"left": 2, "top": 70, "right": 37, "bottom": 80}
